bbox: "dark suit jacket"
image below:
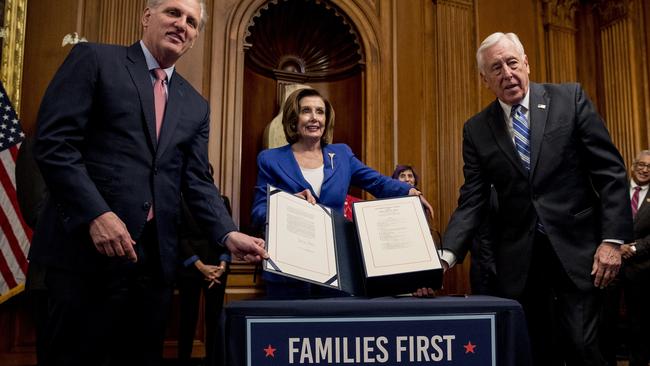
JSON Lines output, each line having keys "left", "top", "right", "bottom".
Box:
{"left": 443, "top": 82, "right": 633, "bottom": 298}
{"left": 30, "top": 42, "right": 236, "bottom": 282}
{"left": 250, "top": 143, "right": 411, "bottom": 226}
{"left": 178, "top": 196, "right": 231, "bottom": 280}
{"left": 624, "top": 187, "right": 650, "bottom": 282}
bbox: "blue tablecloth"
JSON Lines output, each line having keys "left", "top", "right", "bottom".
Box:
{"left": 221, "top": 295, "right": 531, "bottom": 366}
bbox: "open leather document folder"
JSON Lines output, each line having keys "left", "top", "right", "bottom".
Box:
{"left": 263, "top": 186, "right": 443, "bottom": 296}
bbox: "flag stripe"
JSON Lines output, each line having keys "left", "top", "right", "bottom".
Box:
{"left": 0, "top": 234, "right": 18, "bottom": 289}
{"left": 0, "top": 147, "right": 33, "bottom": 242}
{"left": 0, "top": 80, "right": 29, "bottom": 302}
{"left": 0, "top": 195, "right": 28, "bottom": 275}
{"left": 9, "top": 144, "right": 18, "bottom": 161}
{"left": 0, "top": 152, "right": 29, "bottom": 276}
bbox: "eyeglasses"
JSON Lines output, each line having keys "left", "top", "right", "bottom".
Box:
{"left": 634, "top": 162, "right": 650, "bottom": 170}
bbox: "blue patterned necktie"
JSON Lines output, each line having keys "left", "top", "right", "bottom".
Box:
{"left": 511, "top": 104, "right": 530, "bottom": 171}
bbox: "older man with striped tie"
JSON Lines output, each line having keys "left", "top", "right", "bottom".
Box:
{"left": 441, "top": 32, "right": 633, "bottom": 366}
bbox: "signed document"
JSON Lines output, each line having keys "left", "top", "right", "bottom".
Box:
{"left": 263, "top": 187, "right": 443, "bottom": 295}
{"left": 264, "top": 187, "right": 339, "bottom": 288}
{"left": 353, "top": 196, "right": 441, "bottom": 277}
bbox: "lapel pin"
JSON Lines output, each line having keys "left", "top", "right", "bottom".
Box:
{"left": 537, "top": 104, "right": 546, "bottom": 109}
{"left": 328, "top": 153, "right": 335, "bottom": 170}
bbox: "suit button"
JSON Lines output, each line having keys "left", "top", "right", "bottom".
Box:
{"left": 153, "top": 167, "right": 158, "bottom": 175}
{"left": 143, "top": 202, "right": 152, "bottom": 211}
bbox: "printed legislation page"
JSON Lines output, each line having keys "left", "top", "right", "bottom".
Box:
{"left": 265, "top": 189, "right": 338, "bottom": 287}
{"left": 353, "top": 196, "right": 440, "bottom": 277}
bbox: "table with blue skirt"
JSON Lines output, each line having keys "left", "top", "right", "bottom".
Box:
{"left": 219, "top": 295, "right": 531, "bottom": 366}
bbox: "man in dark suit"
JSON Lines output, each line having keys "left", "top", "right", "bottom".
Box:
{"left": 620, "top": 150, "right": 650, "bottom": 366}
{"left": 30, "top": 1, "right": 266, "bottom": 365}
{"left": 441, "top": 32, "right": 633, "bottom": 366}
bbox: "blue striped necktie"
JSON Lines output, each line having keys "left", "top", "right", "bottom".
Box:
{"left": 511, "top": 104, "right": 530, "bottom": 171}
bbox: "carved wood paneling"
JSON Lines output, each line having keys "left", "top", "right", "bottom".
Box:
{"left": 542, "top": 0, "right": 578, "bottom": 82}
{"left": 78, "top": 0, "right": 144, "bottom": 45}
{"left": 394, "top": 0, "right": 438, "bottom": 227}
{"left": 432, "top": 0, "right": 475, "bottom": 294}
{"left": 596, "top": 0, "right": 644, "bottom": 166}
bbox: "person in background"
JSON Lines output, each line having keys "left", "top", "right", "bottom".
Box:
{"left": 29, "top": 1, "right": 265, "bottom": 364}
{"left": 619, "top": 150, "right": 650, "bottom": 366}
{"left": 441, "top": 32, "right": 632, "bottom": 366}
{"left": 251, "top": 88, "right": 432, "bottom": 299}
{"left": 177, "top": 166, "right": 231, "bottom": 366}
{"left": 391, "top": 164, "right": 418, "bottom": 187}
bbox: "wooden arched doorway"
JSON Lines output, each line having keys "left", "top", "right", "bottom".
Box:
{"left": 238, "top": 0, "right": 365, "bottom": 233}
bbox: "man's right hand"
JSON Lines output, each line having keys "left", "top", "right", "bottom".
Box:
{"left": 89, "top": 211, "right": 137, "bottom": 262}
{"left": 225, "top": 231, "right": 268, "bottom": 263}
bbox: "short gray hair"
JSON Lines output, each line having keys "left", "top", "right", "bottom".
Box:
{"left": 147, "top": 0, "right": 207, "bottom": 30}
{"left": 634, "top": 150, "right": 650, "bottom": 163}
{"left": 476, "top": 32, "right": 526, "bottom": 73}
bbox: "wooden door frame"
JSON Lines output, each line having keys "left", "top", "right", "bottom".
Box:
{"left": 209, "top": 0, "right": 393, "bottom": 223}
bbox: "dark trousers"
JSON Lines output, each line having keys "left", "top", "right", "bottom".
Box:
{"left": 518, "top": 232, "right": 605, "bottom": 366}
{"left": 177, "top": 272, "right": 228, "bottom": 366}
{"left": 623, "top": 279, "right": 650, "bottom": 366}
{"left": 40, "top": 220, "right": 173, "bottom": 366}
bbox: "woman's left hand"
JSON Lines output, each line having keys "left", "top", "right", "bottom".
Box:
{"left": 408, "top": 188, "right": 434, "bottom": 219}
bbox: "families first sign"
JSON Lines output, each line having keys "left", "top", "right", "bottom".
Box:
{"left": 246, "top": 314, "right": 496, "bottom": 366}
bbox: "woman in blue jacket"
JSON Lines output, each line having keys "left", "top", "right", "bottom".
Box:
{"left": 251, "top": 88, "right": 431, "bottom": 298}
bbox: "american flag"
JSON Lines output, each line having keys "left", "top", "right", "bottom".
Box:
{"left": 0, "top": 80, "right": 31, "bottom": 304}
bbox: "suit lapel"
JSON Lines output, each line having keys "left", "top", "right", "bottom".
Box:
{"left": 528, "top": 83, "right": 549, "bottom": 177}
{"left": 125, "top": 43, "right": 157, "bottom": 152}
{"left": 156, "top": 75, "right": 183, "bottom": 158}
{"left": 486, "top": 101, "right": 528, "bottom": 177}
{"left": 321, "top": 145, "right": 336, "bottom": 187}
{"left": 276, "top": 145, "right": 309, "bottom": 188}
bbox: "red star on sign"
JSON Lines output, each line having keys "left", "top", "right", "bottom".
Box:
{"left": 264, "top": 344, "right": 277, "bottom": 357}
{"left": 464, "top": 341, "right": 477, "bottom": 354}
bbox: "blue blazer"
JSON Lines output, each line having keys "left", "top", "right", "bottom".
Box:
{"left": 30, "top": 42, "right": 236, "bottom": 282}
{"left": 251, "top": 143, "right": 411, "bottom": 226}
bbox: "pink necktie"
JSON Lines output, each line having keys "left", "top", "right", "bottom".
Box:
{"left": 631, "top": 186, "right": 642, "bottom": 217}
{"left": 148, "top": 68, "right": 166, "bottom": 221}
{"left": 152, "top": 68, "right": 167, "bottom": 139}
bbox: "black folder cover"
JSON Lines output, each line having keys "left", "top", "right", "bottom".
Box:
{"left": 264, "top": 186, "right": 442, "bottom": 297}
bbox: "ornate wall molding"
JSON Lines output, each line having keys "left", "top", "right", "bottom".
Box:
{"left": 542, "top": 0, "right": 578, "bottom": 31}
{"left": 593, "top": 0, "right": 633, "bottom": 27}
{"left": 431, "top": 0, "right": 472, "bottom": 8}
{"left": 0, "top": 0, "right": 27, "bottom": 113}
{"left": 244, "top": 0, "right": 364, "bottom": 82}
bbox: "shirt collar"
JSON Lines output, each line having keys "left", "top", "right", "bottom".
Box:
{"left": 139, "top": 40, "right": 174, "bottom": 82}
{"left": 498, "top": 87, "right": 530, "bottom": 118}
{"left": 631, "top": 179, "right": 649, "bottom": 190}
